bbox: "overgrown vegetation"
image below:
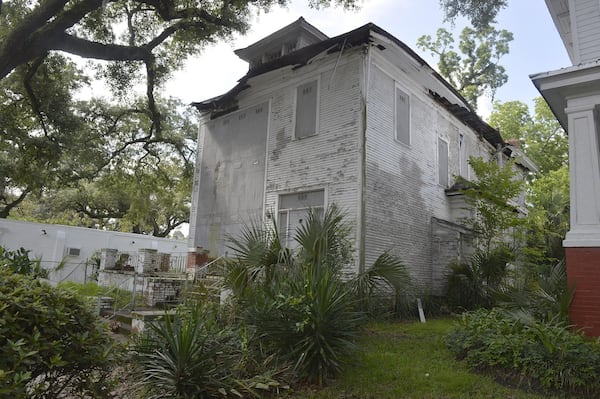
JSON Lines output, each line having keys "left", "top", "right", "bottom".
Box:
{"left": 445, "top": 156, "right": 525, "bottom": 311}
{"left": 440, "top": 154, "right": 598, "bottom": 398}
{"left": 0, "top": 265, "right": 118, "bottom": 398}
{"left": 58, "top": 281, "right": 143, "bottom": 310}
{"left": 133, "top": 205, "right": 412, "bottom": 395}
{"left": 229, "top": 205, "right": 412, "bottom": 385}
{"left": 133, "top": 303, "right": 257, "bottom": 399}
{"left": 298, "top": 319, "right": 549, "bottom": 399}
{"left": 447, "top": 309, "right": 600, "bottom": 397}
{"left": 444, "top": 155, "right": 572, "bottom": 319}
{"left": 0, "top": 246, "right": 47, "bottom": 278}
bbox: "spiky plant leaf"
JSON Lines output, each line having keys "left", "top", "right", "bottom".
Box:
{"left": 294, "top": 204, "right": 352, "bottom": 273}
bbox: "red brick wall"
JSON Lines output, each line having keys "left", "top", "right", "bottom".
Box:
{"left": 566, "top": 247, "right": 600, "bottom": 337}
{"left": 187, "top": 249, "right": 209, "bottom": 272}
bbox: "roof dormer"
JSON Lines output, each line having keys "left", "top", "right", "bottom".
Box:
{"left": 234, "top": 17, "right": 329, "bottom": 71}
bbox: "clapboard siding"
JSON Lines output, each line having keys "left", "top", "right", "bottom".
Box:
{"left": 574, "top": 0, "right": 600, "bottom": 63}
{"left": 263, "top": 49, "right": 364, "bottom": 272}
{"left": 190, "top": 24, "right": 511, "bottom": 293}
{"left": 364, "top": 50, "right": 492, "bottom": 293}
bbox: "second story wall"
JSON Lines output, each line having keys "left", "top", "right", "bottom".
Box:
{"left": 262, "top": 48, "right": 365, "bottom": 255}
{"left": 190, "top": 101, "right": 270, "bottom": 254}
{"left": 364, "top": 49, "right": 494, "bottom": 290}
{"left": 190, "top": 47, "right": 365, "bottom": 256}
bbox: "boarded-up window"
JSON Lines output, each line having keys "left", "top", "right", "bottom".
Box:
{"left": 295, "top": 80, "right": 318, "bottom": 139}
{"left": 438, "top": 138, "right": 449, "bottom": 187}
{"left": 395, "top": 86, "right": 410, "bottom": 145}
{"left": 278, "top": 189, "right": 325, "bottom": 248}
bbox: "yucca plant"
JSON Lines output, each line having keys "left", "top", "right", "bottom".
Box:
{"left": 134, "top": 303, "right": 239, "bottom": 399}
{"left": 228, "top": 204, "right": 411, "bottom": 385}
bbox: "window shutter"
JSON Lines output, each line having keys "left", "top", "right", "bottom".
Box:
{"left": 395, "top": 87, "right": 410, "bottom": 144}
{"left": 438, "top": 138, "right": 449, "bottom": 187}
{"left": 295, "top": 80, "right": 318, "bottom": 138}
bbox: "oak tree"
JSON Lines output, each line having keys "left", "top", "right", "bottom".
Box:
{"left": 1, "top": 0, "right": 358, "bottom": 235}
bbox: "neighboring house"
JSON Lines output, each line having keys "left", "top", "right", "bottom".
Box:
{"left": 0, "top": 218, "right": 187, "bottom": 284}
{"left": 532, "top": 0, "right": 600, "bottom": 336}
{"left": 188, "top": 18, "right": 532, "bottom": 293}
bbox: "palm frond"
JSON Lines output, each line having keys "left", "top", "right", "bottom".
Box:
{"left": 294, "top": 204, "right": 352, "bottom": 272}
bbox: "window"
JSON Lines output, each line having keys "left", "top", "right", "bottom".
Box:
{"left": 278, "top": 189, "right": 325, "bottom": 248}
{"left": 294, "top": 80, "right": 318, "bottom": 139}
{"left": 438, "top": 137, "right": 449, "bottom": 187}
{"left": 395, "top": 86, "right": 410, "bottom": 145}
{"left": 459, "top": 133, "right": 469, "bottom": 179}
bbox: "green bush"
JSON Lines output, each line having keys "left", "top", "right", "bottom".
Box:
{"left": 133, "top": 302, "right": 286, "bottom": 399}
{"left": 0, "top": 267, "right": 118, "bottom": 398}
{"left": 494, "top": 260, "right": 573, "bottom": 324}
{"left": 446, "top": 245, "right": 514, "bottom": 310}
{"left": 0, "top": 246, "right": 47, "bottom": 278}
{"left": 247, "top": 266, "right": 364, "bottom": 385}
{"left": 447, "top": 308, "right": 600, "bottom": 396}
{"left": 227, "top": 205, "right": 411, "bottom": 385}
{"left": 133, "top": 304, "right": 238, "bottom": 398}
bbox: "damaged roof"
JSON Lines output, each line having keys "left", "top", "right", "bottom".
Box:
{"left": 192, "top": 21, "right": 512, "bottom": 159}
{"left": 427, "top": 90, "right": 504, "bottom": 148}
{"left": 192, "top": 23, "right": 473, "bottom": 112}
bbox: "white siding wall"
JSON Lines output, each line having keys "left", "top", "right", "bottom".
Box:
{"left": 573, "top": 0, "right": 600, "bottom": 63}
{"left": 190, "top": 49, "right": 364, "bottom": 263}
{"left": 364, "top": 51, "right": 492, "bottom": 293}
{"left": 0, "top": 219, "right": 185, "bottom": 284}
{"left": 191, "top": 102, "right": 269, "bottom": 255}
{"left": 189, "top": 41, "right": 502, "bottom": 291}
{"left": 263, "top": 50, "right": 364, "bottom": 272}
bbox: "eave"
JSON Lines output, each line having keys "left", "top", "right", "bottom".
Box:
{"left": 192, "top": 23, "right": 475, "bottom": 115}
{"left": 531, "top": 60, "right": 600, "bottom": 131}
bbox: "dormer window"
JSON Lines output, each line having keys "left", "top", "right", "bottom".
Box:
{"left": 283, "top": 41, "right": 297, "bottom": 55}
{"left": 262, "top": 50, "right": 280, "bottom": 63}
{"left": 234, "top": 17, "right": 329, "bottom": 71}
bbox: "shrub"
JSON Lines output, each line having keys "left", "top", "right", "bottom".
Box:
{"left": 247, "top": 266, "right": 364, "bottom": 385}
{"left": 447, "top": 308, "right": 600, "bottom": 396}
{"left": 134, "top": 304, "right": 235, "bottom": 398}
{"left": 446, "top": 245, "right": 514, "bottom": 310}
{"left": 0, "top": 246, "right": 47, "bottom": 278}
{"left": 0, "top": 267, "right": 117, "bottom": 398}
{"left": 227, "top": 205, "right": 411, "bottom": 385}
{"left": 134, "top": 302, "right": 286, "bottom": 399}
{"left": 495, "top": 260, "right": 573, "bottom": 323}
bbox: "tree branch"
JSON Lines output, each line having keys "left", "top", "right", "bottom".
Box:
{"left": 23, "top": 56, "right": 50, "bottom": 137}
{"left": 51, "top": 33, "right": 151, "bottom": 61}
{"left": 0, "top": 0, "right": 100, "bottom": 78}
{"left": 144, "top": 56, "right": 161, "bottom": 136}
{"left": 0, "top": 187, "right": 32, "bottom": 218}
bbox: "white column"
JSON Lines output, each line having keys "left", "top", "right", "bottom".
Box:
{"left": 564, "top": 95, "right": 600, "bottom": 247}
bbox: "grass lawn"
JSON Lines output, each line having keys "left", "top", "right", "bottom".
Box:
{"left": 58, "top": 281, "right": 142, "bottom": 309}
{"left": 291, "top": 318, "right": 558, "bottom": 399}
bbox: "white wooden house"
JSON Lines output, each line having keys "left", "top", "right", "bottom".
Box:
{"left": 188, "top": 18, "right": 532, "bottom": 293}
{"left": 532, "top": 0, "right": 600, "bottom": 336}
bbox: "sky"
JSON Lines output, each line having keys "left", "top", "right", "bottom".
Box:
{"left": 165, "top": 0, "right": 572, "bottom": 118}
